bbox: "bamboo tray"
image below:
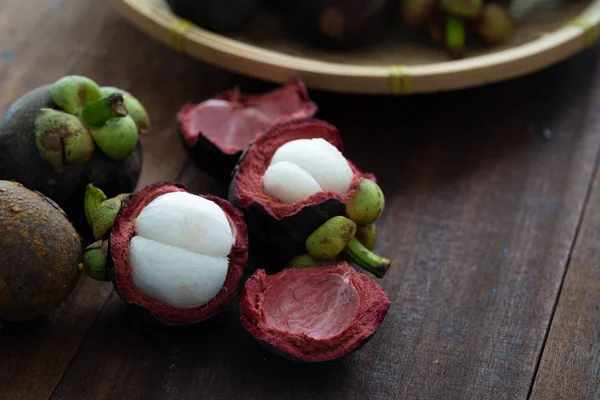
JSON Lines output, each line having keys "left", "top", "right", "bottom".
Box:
{"left": 107, "top": 0, "right": 600, "bottom": 94}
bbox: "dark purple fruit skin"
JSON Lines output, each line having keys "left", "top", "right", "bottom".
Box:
{"left": 0, "top": 85, "right": 142, "bottom": 240}
{"left": 228, "top": 147, "right": 346, "bottom": 273}
{"left": 166, "top": 0, "right": 259, "bottom": 33}
{"left": 178, "top": 126, "right": 240, "bottom": 180}
{"left": 282, "top": 0, "right": 396, "bottom": 49}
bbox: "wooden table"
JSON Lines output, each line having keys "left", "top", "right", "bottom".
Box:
{"left": 1, "top": 1, "right": 600, "bottom": 399}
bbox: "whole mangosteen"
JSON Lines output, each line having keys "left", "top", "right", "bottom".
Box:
{"left": 81, "top": 181, "right": 248, "bottom": 325}
{"left": 228, "top": 119, "right": 390, "bottom": 277}
{"left": 0, "top": 75, "right": 150, "bottom": 238}
{"left": 240, "top": 262, "right": 391, "bottom": 361}
{"left": 177, "top": 78, "right": 317, "bottom": 179}
{"left": 282, "top": 0, "right": 396, "bottom": 49}
{"left": 166, "top": 0, "right": 259, "bottom": 33}
{"left": 0, "top": 180, "right": 82, "bottom": 322}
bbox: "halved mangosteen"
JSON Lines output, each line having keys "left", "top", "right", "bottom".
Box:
{"left": 176, "top": 78, "right": 317, "bottom": 179}
{"left": 240, "top": 262, "right": 391, "bottom": 362}
{"left": 228, "top": 119, "right": 390, "bottom": 277}
{"left": 82, "top": 182, "right": 248, "bottom": 325}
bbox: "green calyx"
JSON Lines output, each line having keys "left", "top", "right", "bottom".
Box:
{"left": 84, "top": 184, "right": 123, "bottom": 240}
{"left": 89, "top": 115, "right": 139, "bottom": 161}
{"left": 37, "top": 76, "right": 147, "bottom": 170}
{"left": 286, "top": 254, "right": 329, "bottom": 269}
{"left": 355, "top": 224, "right": 376, "bottom": 251}
{"left": 34, "top": 109, "right": 95, "bottom": 173}
{"left": 83, "top": 240, "right": 110, "bottom": 281}
{"left": 51, "top": 76, "right": 102, "bottom": 114}
{"left": 305, "top": 216, "right": 391, "bottom": 278}
{"left": 84, "top": 183, "right": 107, "bottom": 227}
{"left": 346, "top": 178, "right": 385, "bottom": 225}
{"left": 306, "top": 216, "right": 357, "bottom": 260}
{"left": 100, "top": 87, "right": 151, "bottom": 134}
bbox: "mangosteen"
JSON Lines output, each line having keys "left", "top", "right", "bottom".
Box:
{"left": 240, "top": 262, "right": 390, "bottom": 362}
{"left": 166, "top": 0, "right": 259, "bottom": 33}
{"left": 177, "top": 78, "right": 317, "bottom": 180}
{"left": 475, "top": 3, "right": 515, "bottom": 44}
{"left": 282, "top": 0, "right": 396, "bottom": 49}
{"left": 0, "top": 180, "right": 82, "bottom": 322}
{"left": 0, "top": 75, "right": 150, "bottom": 238}
{"left": 81, "top": 181, "right": 248, "bottom": 325}
{"left": 228, "top": 119, "right": 391, "bottom": 277}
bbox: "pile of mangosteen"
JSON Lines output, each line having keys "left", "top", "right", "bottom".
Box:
{"left": 0, "top": 75, "right": 393, "bottom": 363}
{"left": 165, "top": 0, "right": 515, "bottom": 59}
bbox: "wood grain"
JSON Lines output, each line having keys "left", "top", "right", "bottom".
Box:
{"left": 51, "top": 37, "right": 600, "bottom": 400}
{"left": 530, "top": 151, "right": 600, "bottom": 397}
{"left": 0, "top": 0, "right": 233, "bottom": 399}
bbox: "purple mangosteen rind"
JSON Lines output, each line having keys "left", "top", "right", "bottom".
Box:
{"left": 228, "top": 118, "right": 375, "bottom": 272}
{"left": 0, "top": 84, "right": 143, "bottom": 241}
{"left": 239, "top": 263, "right": 391, "bottom": 362}
{"left": 104, "top": 182, "right": 249, "bottom": 326}
{"left": 177, "top": 78, "right": 318, "bottom": 181}
{"left": 177, "top": 124, "right": 242, "bottom": 180}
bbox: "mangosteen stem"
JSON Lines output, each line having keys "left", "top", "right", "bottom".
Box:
{"left": 446, "top": 15, "right": 465, "bottom": 59}
{"left": 80, "top": 93, "right": 128, "bottom": 127}
{"left": 342, "top": 237, "right": 390, "bottom": 278}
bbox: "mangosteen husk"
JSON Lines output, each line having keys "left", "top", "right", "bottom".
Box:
{"left": 228, "top": 119, "right": 375, "bottom": 273}
{"left": 97, "top": 182, "right": 248, "bottom": 326}
{"left": 0, "top": 84, "right": 142, "bottom": 240}
{"left": 0, "top": 180, "right": 82, "bottom": 321}
{"left": 240, "top": 262, "right": 390, "bottom": 362}
{"left": 177, "top": 78, "right": 317, "bottom": 180}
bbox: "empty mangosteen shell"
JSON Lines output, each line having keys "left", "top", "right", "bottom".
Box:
{"left": 239, "top": 263, "right": 390, "bottom": 362}
{"left": 0, "top": 85, "right": 142, "bottom": 240}
{"left": 177, "top": 79, "right": 317, "bottom": 180}
{"left": 0, "top": 180, "right": 83, "bottom": 321}
{"left": 228, "top": 118, "right": 374, "bottom": 272}
{"left": 106, "top": 182, "right": 249, "bottom": 326}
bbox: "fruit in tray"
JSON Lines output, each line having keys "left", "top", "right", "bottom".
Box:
{"left": 402, "top": 0, "right": 515, "bottom": 58}
{"left": 166, "top": 0, "right": 259, "bottom": 33}
{"left": 0, "top": 75, "right": 149, "bottom": 240}
{"left": 0, "top": 180, "right": 82, "bottom": 322}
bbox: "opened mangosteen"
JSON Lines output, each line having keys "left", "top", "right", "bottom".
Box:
{"left": 0, "top": 75, "right": 150, "bottom": 238}
{"left": 229, "top": 119, "right": 390, "bottom": 277}
{"left": 81, "top": 181, "right": 248, "bottom": 325}
{"left": 166, "top": 0, "right": 259, "bottom": 33}
{"left": 0, "top": 180, "right": 82, "bottom": 322}
{"left": 240, "top": 262, "right": 390, "bottom": 362}
{"left": 177, "top": 78, "right": 317, "bottom": 179}
{"left": 282, "top": 0, "right": 396, "bottom": 49}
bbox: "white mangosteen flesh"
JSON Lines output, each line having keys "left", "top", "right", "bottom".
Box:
{"left": 129, "top": 192, "right": 234, "bottom": 308}
{"left": 262, "top": 138, "right": 353, "bottom": 203}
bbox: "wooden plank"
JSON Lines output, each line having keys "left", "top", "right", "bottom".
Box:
{"left": 52, "top": 46, "right": 600, "bottom": 399}
{"left": 530, "top": 152, "right": 600, "bottom": 397}
{"left": 0, "top": 0, "right": 234, "bottom": 399}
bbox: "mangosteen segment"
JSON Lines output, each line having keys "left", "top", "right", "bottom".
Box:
{"left": 240, "top": 263, "right": 390, "bottom": 362}
{"left": 177, "top": 78, "right": 317, "bottom": 179}
{"left": 263, "top": 137, "right": 354, "bottom": 202}
{"left": 109, "top": 182, "right": 248, "bottom": 325}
